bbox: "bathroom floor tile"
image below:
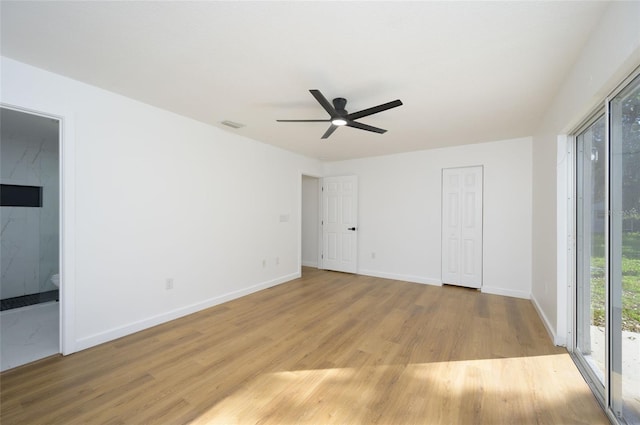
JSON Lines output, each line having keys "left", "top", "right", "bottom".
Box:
{"left": 0, "top": 302, "right": 59, "bottom": 371}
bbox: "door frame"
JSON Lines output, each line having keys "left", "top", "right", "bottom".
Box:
{"left": 299, "top": 173, "right": 323, "bottom": 272}
{"left": 567, "top": 112, "right": 606, "bottom": 403}
{"left": 1, "top": 103, "right": 76, "bottom": 355}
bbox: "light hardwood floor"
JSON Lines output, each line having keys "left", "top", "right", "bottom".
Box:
{"left": 1, "top": 268, "right": 607, "bottom": 424}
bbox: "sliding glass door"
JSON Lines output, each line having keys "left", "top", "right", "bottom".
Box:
{"left": 575, "top": 72, "right": 640, "bottom": 425}
{"left": 576, "top": 114, "right": 606, "bottom": 390}
{"left": 609, "top": 74, "right": 640, "bottom": 424}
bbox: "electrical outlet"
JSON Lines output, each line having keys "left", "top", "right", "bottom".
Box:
{"left": 165, "top": 278, "right": 174, "bottom": 290}
{"left": 262, "top": 259, "right": 267, "bottom": 268}
{"left": 371, "top": 252, "right": 376, "bottom": 259}
{"left": 276, "top": 257, "right": 280, "bottom": 266}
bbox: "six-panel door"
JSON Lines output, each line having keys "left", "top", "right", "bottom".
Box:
{"left": 321, "top": 176, "right": 358, "bottom": 274}
{"left": 441, "top": 166, "right": 483, "bottom": 288}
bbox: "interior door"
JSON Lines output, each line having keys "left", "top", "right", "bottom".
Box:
{"left": 321, "top": 176, "right": 358, "bottom": 274}
{"left": 441, "top": 166, "right": 483, "bottom": 288}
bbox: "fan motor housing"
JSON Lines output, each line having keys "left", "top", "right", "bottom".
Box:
{"left": 333, "top": 97, "right": 348, "bottom": 115}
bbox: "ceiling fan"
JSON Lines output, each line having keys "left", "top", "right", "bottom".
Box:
{"left": 277, "top": 89, "right": 403, "bottom": 139}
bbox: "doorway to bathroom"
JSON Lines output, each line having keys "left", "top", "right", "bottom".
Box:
{"left": 0, "top": 107, "right": 61, "bottom": 371}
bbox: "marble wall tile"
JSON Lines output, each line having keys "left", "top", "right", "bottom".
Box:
{"left": 1, "top": 208, "right": 40, "bottom": 298}
{"left": 1, "top": 111, "right": 59, "bottom": 299}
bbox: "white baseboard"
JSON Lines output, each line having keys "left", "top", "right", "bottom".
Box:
{"left": 530, "top": 292, "right": 563, "bottom": 346}
{"left": 75, "top": 272, "right": 300, "bottom": 352}
{"left": 358, "top": 269, "right": 442, "bottom": 286}
{"left": 301, "top": 260, "right": 318, "bottom": 268}
{"left": 481, "top": 286, "right": 530, "bottom": 300}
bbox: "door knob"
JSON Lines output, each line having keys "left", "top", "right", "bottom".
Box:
{"left": 348, "top": 227, "right": 357, "bottom": 231}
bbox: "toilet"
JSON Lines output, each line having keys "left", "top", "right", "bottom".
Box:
{"left": 51, "top": 274, "right": 60, "bottom": 288}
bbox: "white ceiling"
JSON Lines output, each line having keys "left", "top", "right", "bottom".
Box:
{"left": 1, "top": 1, "right": 608, "bottom": 161}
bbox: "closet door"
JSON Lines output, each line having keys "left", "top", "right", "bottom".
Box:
{"left": 441, "top": 166, "right": 483, "bottom": 288}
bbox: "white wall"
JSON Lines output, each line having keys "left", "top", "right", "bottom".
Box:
{"left": 531, "top": 1, "right": 640, "bottom": 344}
{"left": 5, "top": 0, "right": 637, "bottom": 353}
{"left": 1, "top": 57, "right": 322, "bottom": 352}
{"left": 301, "top": 175, "right": 319, "bottom": 267}
{"left": 324, "top": 137, "right": 533, "bottom": 298}
{"left": 1, "top": 110, "right": 59, "bottom": 298}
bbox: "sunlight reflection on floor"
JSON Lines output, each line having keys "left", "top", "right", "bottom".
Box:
{"left": 187, "top": 354, "right": 608, "bottom": 425}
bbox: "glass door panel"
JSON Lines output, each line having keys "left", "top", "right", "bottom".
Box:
{"left": 609, "top": 73, "right": 640, "bottom": 424}
{"left": 576, "top": 115, "right": 607, "bottom": 390}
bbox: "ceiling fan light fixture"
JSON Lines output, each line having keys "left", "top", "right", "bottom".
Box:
{"left": 331, "top": 118, "right": 347, "bottom": 126}
{"left": 277, "top": 89, "right": 403, "bottom": 139}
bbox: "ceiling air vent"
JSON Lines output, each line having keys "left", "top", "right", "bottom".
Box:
{"left": 221, "top": 120, "right": 245, "bottom": 129}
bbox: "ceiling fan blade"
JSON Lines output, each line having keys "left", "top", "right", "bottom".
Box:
{"left": 310, "top": 89, "right": 338, "bottom": 117}
{"left": 347, "top": 99, "right": 403, "bottom": 121}
{"left": 321, "top": 124, "right": 339, "bottom": 139}
{"left": 346, "top": 121, "right": 387, "bottom": 134}
{"left": 276, "top": 119, "right": 331, "bottom": 122}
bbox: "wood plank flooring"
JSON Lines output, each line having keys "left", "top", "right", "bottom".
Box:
{"left": 0, "top": 268, "right": 607, "bottom": 424}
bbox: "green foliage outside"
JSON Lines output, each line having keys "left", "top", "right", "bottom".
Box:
{"left": 590, "top": 232, "right": 640, "bottom": 333}
{"left": 585, "top": 82, "right": 640, "bottom": 333}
